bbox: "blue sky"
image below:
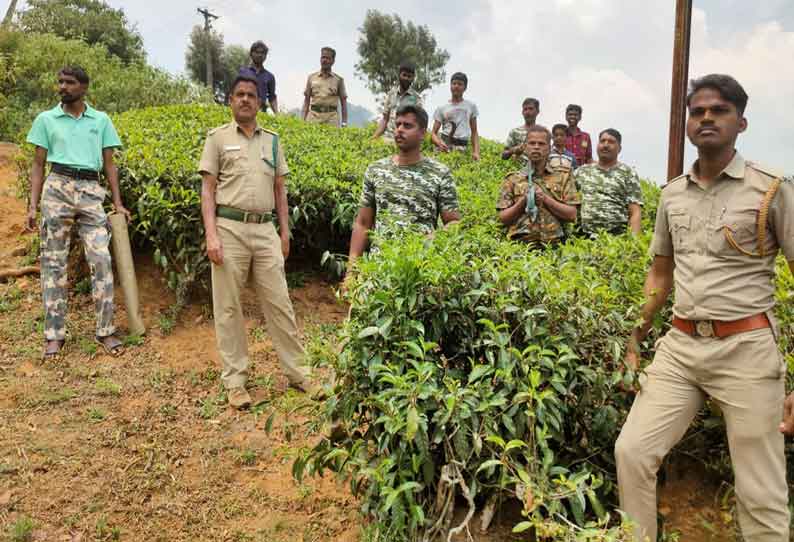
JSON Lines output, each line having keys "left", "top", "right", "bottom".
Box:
{"left": 19, "top": 0, "right": 794, "bottom": 183}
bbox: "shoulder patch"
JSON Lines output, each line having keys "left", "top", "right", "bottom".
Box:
{"left": 746, "top": 161, "right": 784, "bottom": 180}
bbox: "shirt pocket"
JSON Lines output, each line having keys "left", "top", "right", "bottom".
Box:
{"left": 668, "top": 209, "right": 692, "bottom": 253}
{"left": 715, "top": 211, "right": 759, "bottom": 256}
{"left": 220, "top": 149, "right": 246, "bottom": 179}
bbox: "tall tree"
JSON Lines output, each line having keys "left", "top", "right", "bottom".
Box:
{"left": 18, "top": 0, "right": 145, "bottom": 64}
{"left": 217, "top": 44, "right": 249, "bottom": 103}
{"left": 185, "top": 27, "right": 245, "bottom": 103}
{"left": 185, "top": 25, "right": 222, "bottom": 95}
{"left": 355, "top": 10, "right": 449, "bottom": 96}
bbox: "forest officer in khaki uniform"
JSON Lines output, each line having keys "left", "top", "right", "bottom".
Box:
{"left": 615, "top": 74, "right": 794, "bottom": 542}
{"left": 199, "top": 75, "right": 317, "bottom": 409}
{"left": 302, "top": 47, "right": 348, "bottom": 127}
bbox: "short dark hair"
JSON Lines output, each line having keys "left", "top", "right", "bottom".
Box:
{"left": 526, "top": 124, "right": 551, "bottom": 143}
{"left": 552, "top": 123, "right": 567, "bottom": 135}
{"left": 395, "top": 104, "right": 428, "bottom": 130}
{"left": 230, "top": 75, "right": 260, "bottom": 98}
{"left": 522, "top": 97, "right": 539, "bottom": 108}
{"left": 250, "top": 40, "right": 269, "bottom": 54}
{"left": 687, "top": 73, "right": 748, "bottom": 115}
{"left": 450, "top": 72, "right": 468, "bottom": 88}
{"left": 321, "top": 46, "right": 336, "bottom": 59}
{"left": 566, "top": 104, "right": 582, "bottom": 114}
{"left": 398, "top": 61, "right": 416, "bottom": 74}
{"left": 58, "top": 66, "right": 89, "bottom": 85}
{"left": 599, "top": 128, "right": 622, "bottom": 144}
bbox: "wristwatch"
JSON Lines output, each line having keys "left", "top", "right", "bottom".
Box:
{"left": 341, "top": 122, "right": 348, "bottom": 127}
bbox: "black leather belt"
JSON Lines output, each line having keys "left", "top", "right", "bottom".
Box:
{"left": 51, "top": 163, "right": 100, "bottom": 181}
{"left": 311, "top": 104, "right": 337, "bottom": 113}
{"left": 216, "top": 205, "right": 272, "bottom": 224}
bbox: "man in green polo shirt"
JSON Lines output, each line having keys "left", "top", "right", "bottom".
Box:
{"left": 25, "top": 66, "right": 131, "bottom": 359}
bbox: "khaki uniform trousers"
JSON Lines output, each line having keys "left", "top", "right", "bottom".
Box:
{"left": 306, "top": 110, "right": 338, "bottom": 126}
{"left": 211, "top": 218, "right": 308, "bottom": 389}
{"left": 615, "top": 327, "right": 789, "bottom": 542}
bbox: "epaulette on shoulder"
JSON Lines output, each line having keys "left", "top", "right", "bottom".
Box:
{"left": 207, "top": 122, "right": 232, "bottom": 136}
{"left": 746, "top": 161, "right": 784, "bottom": 180}
{"left": 662, "top": 174, "right": 687, "bottom": 189}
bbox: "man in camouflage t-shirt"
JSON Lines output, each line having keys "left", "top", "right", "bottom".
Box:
{"left": 349, "top": 104, "right": 461, "bottom": 267}
{"left": 497, "top": 125, "right": 580, "bottom": 246}
{"left": 502, "top": 97, "right": 540, "bottom": 166}
{"left": 574, "top": 128, "right": 643, "bottom": 235}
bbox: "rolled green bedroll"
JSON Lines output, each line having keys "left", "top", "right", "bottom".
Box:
{"left": 108, "top": 212, "right": 145, "bottom": 336}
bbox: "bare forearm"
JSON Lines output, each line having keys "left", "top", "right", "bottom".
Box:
{"left": 341, "top": 98, "right": 348, "bottom": 124}
{"left": 201, "top": 185, "right": 218, "bottom": 238}
{"left": 372, "top": 116, "right": 387, "bottom": 138}
{"left": 348, "top": 223, "right": 369, "bottom": 264}
{"left": 634, "top": 263, "right": 674, "bottom": 340}
{"left": 302, "top": 96, "right": 310, "bottom": 120}
{"left": 274, "top": 179, "right": 290, "bottom": 238}
{"left": 498, "top": 197, "right": 526, "bottom": 225}
{"left": 104, "top": 164, "right": 123, "bottom": 205}
{"left": 629, "top": 205, "right": 642, "bottom": 234}
{"left": 270, "top": 98, "right": 279, "bottom": 114}
{"left": 29, "top": 162, "right": 45, "bottom": 210}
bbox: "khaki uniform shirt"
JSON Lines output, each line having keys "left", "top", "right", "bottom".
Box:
{"left": 304, "top": 71, "right": 347, "bottom": 109}
{"left": 198, "top": 122, "right": 288, "bottom": 213}
{"left": 651, "top": 152, "right": 794, "bottom": 321}
{"left": 496, "top": 161, "right": 580, "bottom": 243}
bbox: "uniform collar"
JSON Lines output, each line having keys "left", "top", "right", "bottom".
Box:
{"left": 395, "top": 85, "right": 418, "bottom": 97}
{"left": 526, "top": 161, "right": 555, "bottom": 176}
{"left": 688, "top": 150, "right": 745, "bottom": 183}
{"left": 53, "top": 102, "right": 95, "bottom": 119}
{"left": 231, "top": 120, "right": 263, "bottom": 136}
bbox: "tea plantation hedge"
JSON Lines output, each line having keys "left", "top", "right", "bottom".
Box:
{"left": 17, "top": 104, "right": 794, "bottom": 539}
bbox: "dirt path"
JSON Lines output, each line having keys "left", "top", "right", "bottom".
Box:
{"left": 0, "top": 144, "right": 732, "bottom": 541}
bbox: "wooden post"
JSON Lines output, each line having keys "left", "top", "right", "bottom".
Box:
{"left": 666, "top": 0, "right": 693, "bottom": 181}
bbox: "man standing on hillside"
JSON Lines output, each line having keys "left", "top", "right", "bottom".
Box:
{"left": 497, "top": 125, "right": 579, "bottom": 247}
{"left": 564, "top": 104, "right": 593, "bottom": 166}
{"left": 25, "top": 66, "right": 130, "bottom": 359}
{"left": 239, "top": 41, "right": 278, "bottom": 114}
{"left": 371, "top": 62, "right": 423, "bottom": 141}
{"left": 199, "top": 75, "right": 318, "bottom": 409}
{"left": 302, "top": 47, "right": 348, "bottom": 127}
{"left": 430, "top": 72, "right": 480, "bottom": 160}
{"left": 615, "top": 74, "right": 794, "bottom": 542}
{"left": 350, "top": 105, "right": 460, "bottom": 267}
{"left": 502, "top": 98, "right": 540, "bottom": 165}
{"left": 574, "top": 128, "right": 642, "bottom": 236}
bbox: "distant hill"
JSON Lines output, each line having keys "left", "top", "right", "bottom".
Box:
{"left": 287, "top": 102, "right": 376, "bottom": 127}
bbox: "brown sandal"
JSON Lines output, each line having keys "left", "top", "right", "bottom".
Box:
{"left": 42, "top": 339, "right": 65, "bottom": 360}
{"left": 95, "top": 335, "right": 124, "bottom": 356}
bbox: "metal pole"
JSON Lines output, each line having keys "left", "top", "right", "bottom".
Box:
{"left": 197, "top": 8, "right": 219, "bottom": 92}
{"left": 666, "top": 0, "right": 693, "bottom": 181}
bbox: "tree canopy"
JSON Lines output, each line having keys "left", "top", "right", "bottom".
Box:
{"left": 17, "top": 0, "right": 145, "bottom": 64}
{"left": 355, "top": 9, "right": 450, "bottom": 96}
{"left": 184, "top": 26, "right": 248, "bottom": 103}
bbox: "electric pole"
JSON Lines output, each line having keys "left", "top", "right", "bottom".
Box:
{"left": 666, "top": 0, "right": 692, "bottom": 181}
{"left": 197, "top": 7, "right": 219, "bottom": 92}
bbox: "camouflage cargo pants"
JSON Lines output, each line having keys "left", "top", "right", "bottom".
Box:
{"left": 40, "top": 173, "right": 115, "bottom": 341}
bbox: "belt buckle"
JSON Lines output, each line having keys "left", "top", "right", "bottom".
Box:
{"left": 695, "top": 320, "right": 714, "bottom": 337}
